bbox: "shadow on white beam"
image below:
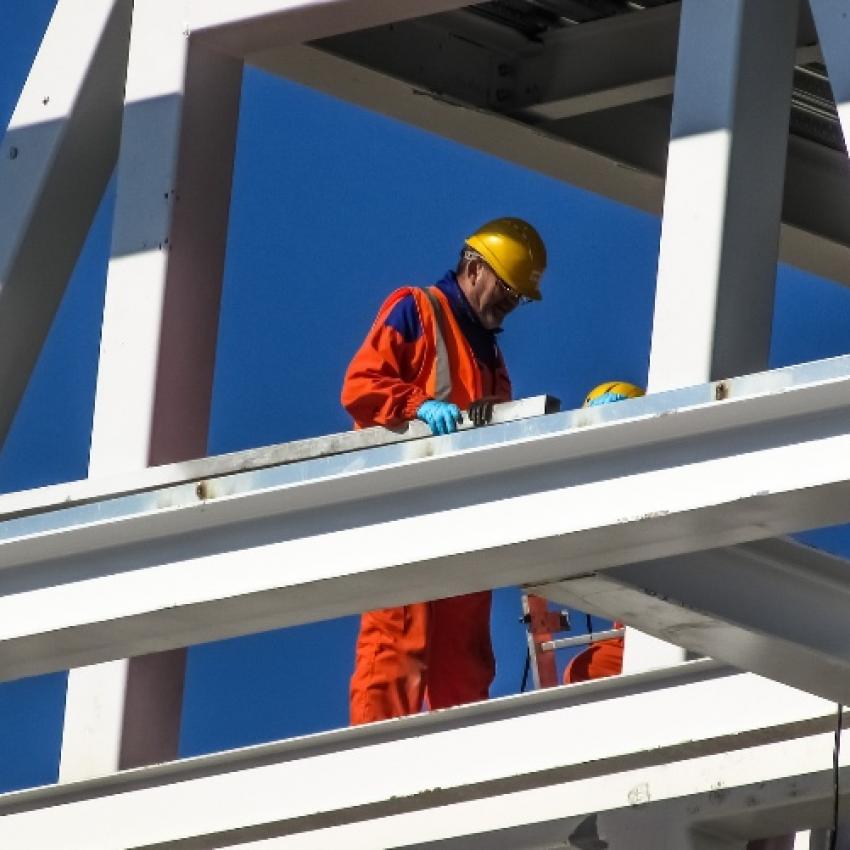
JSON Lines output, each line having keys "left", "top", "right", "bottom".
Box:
{"left": 250, "top": 43, "right": 664, "bottom": 215}
{"left": 534, "top": 536, "right": 850, "bottom": 705}
{"left": 250, "top": 42, "right": 850, "bottom": 290}
{"left": 0, "top": 663, "right": 843, "bottom": 849}
{"left": 187, "top": 0, "right": 472, "bottom": 56}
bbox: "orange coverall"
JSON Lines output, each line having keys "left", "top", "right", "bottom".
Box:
{"left": 342, "top": 273, "right": 511, "bottom": 724}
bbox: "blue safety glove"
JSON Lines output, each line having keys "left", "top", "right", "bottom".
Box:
{"left": 416, "top": 399, "right": 463, "bottom": 435}
{"left": 586, "top": 391, "right": 629, "bottom": 407}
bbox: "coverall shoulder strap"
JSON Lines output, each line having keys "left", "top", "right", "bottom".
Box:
{"left": 421, "top": 287, "right": 452, "bottom": 402}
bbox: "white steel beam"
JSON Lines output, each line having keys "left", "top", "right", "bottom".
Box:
{"left": 4, "top": 363, "right": 850, "bottom": 698}
{"left": 534, "top": 536, "right": 850, "bottom": 704}
{"left": 61, "top": 0, "right": 244, "bottom": 781}
{"left": 90, "top": 2, "right": 242, "bottom": 474}
{"left": 0, "top": 395, "right": 556, "bottom": 520}
{"left": 631, "top": 0, "right": 799, "bottom": 672}
{"left": 0, "top": 0, "right": 131, "bottom": 446}
{"left": 187, "top": 0, "right": 473, "bottom": 57}
{"left": 648, "top": 0, "right": 798, "bottom": 391}
{"left": 0, "top": 665, "right": 844, "bottom": 849}
{"left": 250, "top": 43, "right": 850, "bottom": 290}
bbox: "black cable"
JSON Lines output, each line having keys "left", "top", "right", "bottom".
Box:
{"left": 520, "top": 648, "right": 530, "bottom": 693}
{"left": 585, "top": 613, "right": 593, "bottom": 641}
{"left": 831, "top": 703, "right": 843, "bottom": 850}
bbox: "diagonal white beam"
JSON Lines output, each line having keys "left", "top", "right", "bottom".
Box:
{"left": 0, "top": 665, "right": 843, "bottom": 849}
{"left": 0, "top": 0, "right": 131, "bottom": 446}
{"left": 188, "top": 0, "right": 473, "bottom": 57}
{"left": 4, "top": 363, "right": 850, "bottom": 697}
{"left": 534, "top": 536, "right": 850, "bottom": 704}
{"left": 251, "top": 43, "right": 850, "bottom": 290}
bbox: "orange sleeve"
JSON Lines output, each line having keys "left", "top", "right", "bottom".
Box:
{"left": 341, "top": 290, "right": 432, "bottom": 429}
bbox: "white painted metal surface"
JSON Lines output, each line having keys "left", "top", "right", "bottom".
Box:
{"left": 4, "top": 1, "right": 850, "bottom": 847}
{"left": 630, "top": 0, "right": 799, "bottom": 675}
{"left": 89, "top": 0, "right": 242, "bottom": 474}
{"left": 535, "top": 535, "right": 850, "bottom": 703}
{"left": 0, "top": 0, "right": 131, "bottom": 444}
{"left": 1, "top": 664, "right": 844, "bottom": 849}
{"left": 648, "top": 0, "right": 797, "bottom": 390}
{"left": 0, "top": 395, "right": 557, "bottom": 524}
{"left": 3, "top": 365, "right": 850, "bottom": 704}
{"left": 62, "top": 0, "right": 244, "bottom": 781}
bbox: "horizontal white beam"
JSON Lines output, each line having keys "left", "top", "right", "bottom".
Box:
{"left": 251, "top": 43, "right": 850, "bottom": 289}
{"left": 4, "top": 361, "right": 850, "bottom": 686}
{"left": 187, "top": 0, "right": 471, "bottom": 56}
{"left": 0, "top": 395, "right": 555, "bottom": 522}
{"left": 0, "top": 664, "right": 843, "bottom": 848}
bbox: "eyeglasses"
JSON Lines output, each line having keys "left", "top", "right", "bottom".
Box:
{"left": 494, "top": 274, "right": 532, "bottom": 307}
{"left": 463, "top": 249, "right": 533, "bottom": 306}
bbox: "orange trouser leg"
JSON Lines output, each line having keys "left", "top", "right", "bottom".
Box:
{"left": 426, "top": 591, "right": 494, "bottom": 710}
{"left": 350, "top": 603, "right": 429, "bottom": 725}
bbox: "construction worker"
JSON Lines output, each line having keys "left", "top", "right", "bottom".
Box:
{"left": 342, "top": 217, "right": 547, "bottom": 724}
{"left": 563, "top": 381, "right": 644, "bottom": 685}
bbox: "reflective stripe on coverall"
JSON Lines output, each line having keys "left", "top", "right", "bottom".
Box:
{"left": 342, "top": 273, "right": 511, "bottom": 724}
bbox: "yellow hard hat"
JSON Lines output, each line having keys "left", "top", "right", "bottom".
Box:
{"left": 465, "top": 217, "right": 547, "bottom": 301}
{"left": 583, "top": 381, "right": 645, "bottom": 407}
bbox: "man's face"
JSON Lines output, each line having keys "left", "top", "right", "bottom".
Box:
{"left": 471, "top": 263, "right": 523, "bottom": 330}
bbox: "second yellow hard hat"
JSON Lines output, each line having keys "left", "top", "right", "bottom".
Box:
{"left": 583, "top": 381, "right": 645, "bottom": 407}
{"left": 465, "top": 217, "right": 547, "bottom": 301}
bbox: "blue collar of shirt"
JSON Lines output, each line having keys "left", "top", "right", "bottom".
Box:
{"left": 434, "top": 271, "right": 503, "bottom": 336}
{"left": 434, "top": 271, "right": 501, "bottom": 369}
